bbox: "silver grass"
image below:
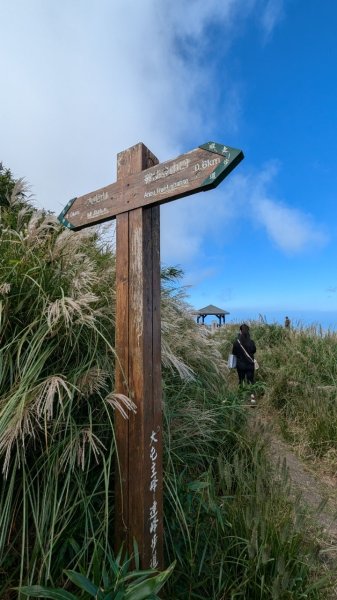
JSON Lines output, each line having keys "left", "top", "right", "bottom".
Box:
{"left": 161, "top": 288, "right": 227, "bottom": 382}
{"left": 105, "top": 393, "right": 137, "bottom": 419}
{"left": 0, "top": 283, "right": 11, "bottom": 295}
{"left": 25, "top": 211, "right": 59, "bottom": 243}
{"left": 0, "top": 405, "right": 37, "bottom": 477}
{"left": 0, "top": 190, "right": 234, "bottom": 593}
{"left": 7, "top": 177, "right": 31, "bottom": 207}
{"left": 169, "top": 399, "right": 218, "bottom": 444}
{"left": 70, "top": 256, "right": 100, "bottom": 294}
{"left": 50, "top": 228, "right": 97, "bottom": 261}
{"left": 34, "top": 376, "right": 73, "bottom": 421}
{"left": 0, "top": 227, "right": 24, "bottom": 241}
{"left": 16, "top": 206, "right": 33, "bottom": 231}
{"left": 77, "top": 428, "right": 107, "bottom": 470}
{"left": 161, "top": 338, "right": 196, "bottom": 381}
{"left": 59, "top": 425, "right": 107, "bottom": 471}
{"left": 76, "top": 367, "right": 109, "bottom": 398}
{"left": 46, "top": 293, "right": 101, "bottom": 328}
{"left": 73, "top": 312, "right": 99, "bottom": 327}
{"left": 0, "top": 193, "right": 119, "bottom": 591}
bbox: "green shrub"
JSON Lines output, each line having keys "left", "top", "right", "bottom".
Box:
{"left": 19, "top": 544, "right": 175, "bottom": 599}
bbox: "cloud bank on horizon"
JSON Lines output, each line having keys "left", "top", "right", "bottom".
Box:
{"left": 0, "top": 0, "right": 329, "bottom": 282}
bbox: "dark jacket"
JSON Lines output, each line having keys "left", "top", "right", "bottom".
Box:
{"left": 232, "top": 335, "right": 256, "bottom": 370}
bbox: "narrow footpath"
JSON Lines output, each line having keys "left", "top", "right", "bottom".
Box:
{"left": 252, "top": 411, "right": 337, "bottom": 582}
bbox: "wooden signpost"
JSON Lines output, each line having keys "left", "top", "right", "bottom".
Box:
{"left": 58, "top": 141, "right": 244, "bottom": 569}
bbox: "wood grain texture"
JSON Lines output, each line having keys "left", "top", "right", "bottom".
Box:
{"left": 58, "top": 140, "right": 244, "bottom": 567}
{"left": 114, "top": 144, "right": 163, "bottom": 568}
{"left": 114, "top": 211, "right": 130, "bottom": 549}
{"left": 149, "top": 205, "right": 163, "bottom": 568}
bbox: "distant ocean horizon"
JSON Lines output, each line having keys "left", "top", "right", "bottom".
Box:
{"left": 218, "top": 310, "right": 337, "bottom": 332}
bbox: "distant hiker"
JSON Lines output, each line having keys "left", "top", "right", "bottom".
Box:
{"left": 232, "top": 324, "right": 257, "bottom": 404}
{"left": 284, "top": 316, "right": 291, "bottom": 328}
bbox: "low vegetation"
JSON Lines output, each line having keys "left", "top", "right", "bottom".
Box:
{"left": 0, "top": 167, "right": 335, "bottom": 598}
{"left": 218, "top": 320, "right": 337, "bottom": 471}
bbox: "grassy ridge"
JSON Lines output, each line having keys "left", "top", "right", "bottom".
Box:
{"left": 218, "top": 321, "right": 337, "bottom": 466}
{"left": 0, "top": 179, "right": 333, "bottom": 597}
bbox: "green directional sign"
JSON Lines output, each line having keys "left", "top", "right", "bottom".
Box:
{"left": 58, "top": 142, "right": 244, "bottom": 230}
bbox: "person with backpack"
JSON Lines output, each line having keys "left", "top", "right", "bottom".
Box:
{"left": 232, "top": 323, "right": 257, "bottom": 403}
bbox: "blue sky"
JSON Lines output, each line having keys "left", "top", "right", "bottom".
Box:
{"left": 1, "top": 0, "right": 337, "bottom": 327}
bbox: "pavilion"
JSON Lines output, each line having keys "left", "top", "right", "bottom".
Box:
{"left": 194, "top": 304, "right": 230, "bottom": 327}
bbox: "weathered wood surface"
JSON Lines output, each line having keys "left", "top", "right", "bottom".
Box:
{"left": 114, "top": 144, "right": 163, "bottom": 569}
{"left": 59, "top": 143, "right": 243, "bottom": 230}
{"left": 58, "top": 140, "right": 244, "bottom": 571}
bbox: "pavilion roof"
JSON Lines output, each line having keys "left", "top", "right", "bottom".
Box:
{"left": 194, "top": 304, "right": 230, "bottom": 316}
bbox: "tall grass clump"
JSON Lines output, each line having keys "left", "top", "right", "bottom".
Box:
{"left": 161, "top": 372, "right": 328, "bottom": 598}
{"left": 160, "top": 266, "right": 228, "bottom": 389}
{"left": 0, "top": 173, "right": 231, "bottom": 596}
{"left": 0, "top": 177, "right": 123, "bottom": 596}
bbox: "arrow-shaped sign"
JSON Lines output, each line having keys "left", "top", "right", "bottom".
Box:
{"left": 56, "top": 140, "right": 244, "bottom": 568}
{"left": 58, "top": 142, "right": 244, "bottom": 231}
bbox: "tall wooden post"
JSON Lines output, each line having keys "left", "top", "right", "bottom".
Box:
{"left": 58, "top": 140, "right": 244, "bottom": 570}
{"left": 114, "top": 143, "right": 163, "bottom": 569}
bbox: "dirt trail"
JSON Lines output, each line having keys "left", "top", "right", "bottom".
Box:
{"left": 252, "top": 411, "right": 337, "bottom": 569}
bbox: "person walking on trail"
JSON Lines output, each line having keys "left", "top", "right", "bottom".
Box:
{"left": 232, "top": 324, "right": 257, "bottom": 404}
{"left": 284, "top": 316, "right": 291, "bottom": 328}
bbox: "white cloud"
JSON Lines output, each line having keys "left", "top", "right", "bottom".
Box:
{"left": 0, "top": 0, "right": 284, "bottom": 215}
{"left": 249, "top": 163, "right": 328, "bottom": 253}
{"left": 260, "top": 0, "right": 285, "bottom": 37}
{"left": 161, "top": 161, "right": 328, "bottom": 264}
{"left": 254, "top": 197, "right": 326, "bottom": 252}
{"left": 0, "top": 0, "right": 241, "bottom": 211}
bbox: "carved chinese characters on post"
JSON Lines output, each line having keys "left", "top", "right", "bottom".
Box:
{"left": 149, "top": 429, "right": 159, "bottom": 569}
